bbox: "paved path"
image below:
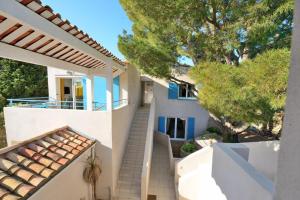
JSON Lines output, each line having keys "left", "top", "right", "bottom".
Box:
{"left": 148, "top": 141, "right": 176, "bottom": 200}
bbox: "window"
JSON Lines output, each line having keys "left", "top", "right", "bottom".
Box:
{"left": 178, "top": 83, "right": 196, "bottom": 98}
{"left": 166, "top": 117, "right": 186, "bottom": 139}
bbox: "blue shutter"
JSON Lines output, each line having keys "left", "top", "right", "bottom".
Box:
{"left": 168, "top": 82, "right": 178, "bottom": 99}
{"left": 187, "top": 117, "right": 195, "bottom": 140}
{"left": 82, "top": 77, "right": 87, "bottom": 110}
{"left": 158, "top": 116, "right": 166, "bottom": 133}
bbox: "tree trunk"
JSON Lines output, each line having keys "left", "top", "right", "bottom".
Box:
{"left": 224, "top": 55, "right": 231, "bottom": 64}
{"left": 262, "top": 123, "right": 268, "bottom": 134}
{"left": 268, "top": 118, "right": 274, "bottom": 134}
{"left": 92, "top": 181, "right": 97, "bottom": 200}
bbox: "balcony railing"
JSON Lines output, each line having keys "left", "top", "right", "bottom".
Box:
{"left": 7, "top": 97, "right": 128, "bottom": 111}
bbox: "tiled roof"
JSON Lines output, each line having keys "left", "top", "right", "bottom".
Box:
{"left": 0, "top": 127, "right": 94, "bottom": 199}
{"left": 0, "top": 0, "right": 124, "bottom": 71}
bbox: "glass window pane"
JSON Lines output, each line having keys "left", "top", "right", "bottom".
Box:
{"left": 179, "top": 84, "right": 187, "bottom": 98}
{"left": 176, "top": 118, "right": 186, "bottom": 139}
{"left": 166, "top": 118, "right": 176, "bottom": 138}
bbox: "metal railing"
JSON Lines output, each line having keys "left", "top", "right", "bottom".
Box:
{"left": 7, "top": 98, "right": 128, "bottom": 111}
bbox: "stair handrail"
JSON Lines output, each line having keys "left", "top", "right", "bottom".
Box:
{"left": 141, "top": 97, "right": 156, "bottom": 200}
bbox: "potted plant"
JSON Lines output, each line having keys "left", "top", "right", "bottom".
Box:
{"left": 180, "top": 142, "right": 198, "bottom": 157}
{"left": 83, "top": 148, "right": 102, "bottom": 200}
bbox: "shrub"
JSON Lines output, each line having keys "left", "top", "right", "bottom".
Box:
{"left": 222, "top": 133, "right": 239, "bottom": 143}
{"left": 0, "top": 95, "right": 6, "bottom": 112}
{"left": 207, "top": 127, "right": 220, "bottom": 133}
{"left": 181, "top": 142, "right": 197, "bottom": 154}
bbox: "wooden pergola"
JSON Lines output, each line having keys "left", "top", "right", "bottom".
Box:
{"left": 0, "top": 0, "right": 127, "bottom": 111}
{"left": 0, "top": 0, "right": 125, "bottom": 75}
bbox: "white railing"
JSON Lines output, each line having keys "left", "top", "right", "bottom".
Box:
{"left": 141, "top": 98, "right": 156, "bottom": 200}
{"left": 7, "top": 97, "right": 128, "bottom": 111}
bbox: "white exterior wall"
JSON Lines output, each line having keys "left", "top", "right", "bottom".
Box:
{"left": 243, "top": 141, "right": 279, "bottom": 181}
{"left": 275, "top": 1, "right": 300, "bottom": 199}
{"left": 3, "top": 108, "right": 113, "bottom": 199}
{"left": 149, "top": 77, "right": 209, "bottom": 137}
{"left": 212, "top": 144, "right": 274, "bottom": 200}
{"left": 29, "top": 146, "right": 94, "bottom": 200}
{"left": 111, "top": 65, "right": 141, "bottom": 195}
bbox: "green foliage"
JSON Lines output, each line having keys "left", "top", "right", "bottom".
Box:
{"left": 0, "top": 112, "right": 6, "bottom": 148}
{"left": 180, "top": 142, "right": 198, "bottom": 154}
{"left": 0, "top": 58, "right": 48, "bottom": 110}
{"left": 119, "top": 0, "right": 293, "bottom": 80}
{"left": 206, "top": 127, "right": 221, "bottom": 135}
{"left": 222, "top": 133, "right": 237, "bottom": 143}
{"left": 190, "top": 49, "right": 290, "bottom": 130}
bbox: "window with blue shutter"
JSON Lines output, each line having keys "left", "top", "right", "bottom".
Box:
{"left": 158, "top": 116, "right": 166, "bottom": 133}
{"left": 187, "top": 117, "right": 195, "bottom": 140}
{"left": 168, "top": 82, "right": 178, "bottom": 99}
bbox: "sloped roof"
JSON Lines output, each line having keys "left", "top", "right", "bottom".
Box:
{"left": 0, "top": 127, "right": 94, "bottom": 199}
{"left": 0, "top": 0, "right": 124, "bottom": 71}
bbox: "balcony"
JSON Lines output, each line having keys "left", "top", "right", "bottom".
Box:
{"left": 7, "top": 97, "right": 128, "bottom": 111}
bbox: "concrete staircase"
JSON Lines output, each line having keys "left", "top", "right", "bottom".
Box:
{"left": 115, "top": 106, "right": 150, "bottom": 200}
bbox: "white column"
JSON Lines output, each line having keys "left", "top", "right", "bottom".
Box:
{"left": 47, "top": 67, "right": 57, "bottom": 101}
{"left": 106, "top": 67, "right": 113, "bottom": 111}
{"left": 275, "top": 1, "right": 300, "bottom": 199}
{"left": 120, "top": 69, "right": 129, "bottom": 104}
{"left": 86, "top": 74, "right": 94, "bottom": 111}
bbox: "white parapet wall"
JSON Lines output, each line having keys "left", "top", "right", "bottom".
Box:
{"left": 176, "top": 141, "right": 278, "bottom": 200}
{"left": 212, "top": 143, "right": 275, "bottom": 200}
{"left": 141, "top": 98, "right": 156, "bottom": 200}
{"left": 111, "top": 64, "right": 141, "bottom": 195}
{"left": 242, "top": 141, "right": 280, "bottom": 181}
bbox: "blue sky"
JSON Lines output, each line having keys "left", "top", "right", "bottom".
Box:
{"left": 42, "top": 0, "right": 132, "bottom": 60}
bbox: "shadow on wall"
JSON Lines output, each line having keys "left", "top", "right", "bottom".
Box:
{"left": 70, "top": 126, "right": 114, "bottom": 200}
{"left": 93, "top": 141, "right": 113, "bottom": 199}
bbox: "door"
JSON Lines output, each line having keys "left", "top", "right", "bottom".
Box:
{"left": 144, "top": 81, "right": 153, "bottom": 104}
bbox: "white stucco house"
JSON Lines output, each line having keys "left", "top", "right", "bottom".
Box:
{"left": 0, "top": 0, "right": 300, "bottom": 200}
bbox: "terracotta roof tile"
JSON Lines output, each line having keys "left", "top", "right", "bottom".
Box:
{"left": 0, "top": 128, "right": 94, "bottom": 199}
{"left": 15, "top": 184, "right": 34, "bottom": 197}
{"left": 28, "top": 176, "right": 44, "bottom": 187}
{"left": 65, "top": 153, "right": 74, "bottom": 160}
{"left": 0, "top": 159, "right": 17, "bottom": 172}
{"left": 14, "top": 169, "right": 33, "bottom": 182}
{"left": 0, "top": 187, "right": 10, "bottom": 198}
{"left": 36, "top": 140, "right": 52, "bottom": 148}
{"left": 27, "top": 143, "right": 45, "bottom": 153}
{"left": 50, "top": 147, "right": 67, "bottom": 157}
{"left": 27, "top": 163, "right": 46, "bottom": 175}
{"left": 66, "top": 141, "right": 78, "bottom": 149}
{"left": 44, "top": 150, "right": 61, "bottom": 161}
{"left": 56, "top": 158, "right": 68, "bottom": 165}
{"left": 82, "top": 143, "right": 89, "bottom": 148}
{"left": 2, "top": 194, "right": 21, "bottom": 200}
